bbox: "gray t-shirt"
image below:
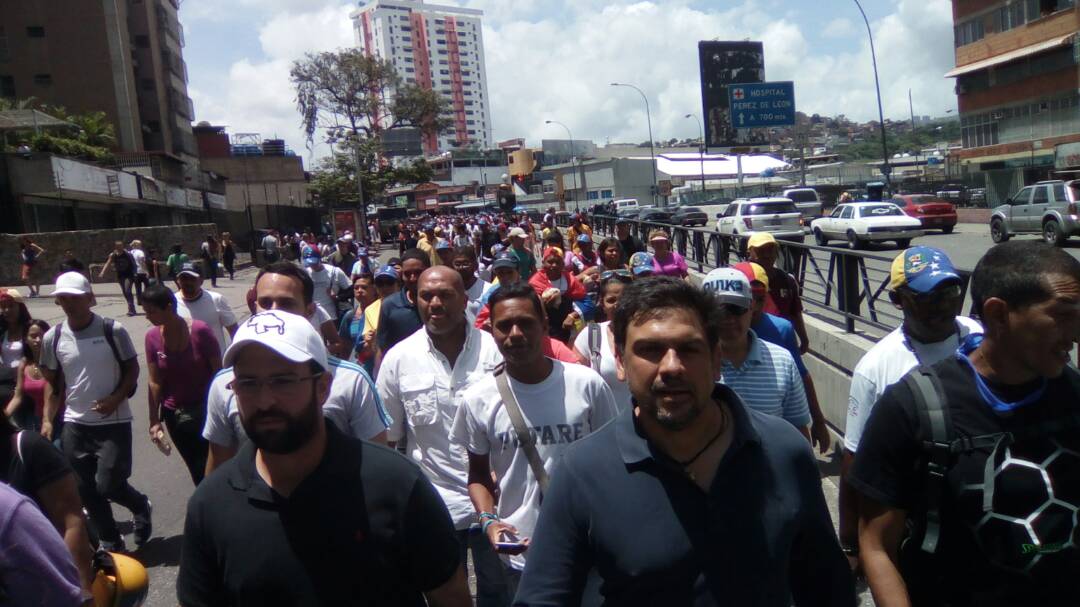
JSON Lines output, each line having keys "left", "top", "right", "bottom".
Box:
{"left": 40, "top": 315, "right": 137, "bottom": 425}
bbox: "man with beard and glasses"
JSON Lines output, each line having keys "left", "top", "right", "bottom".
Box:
{"left": 202, "top": 263, "right": 388, "bottom": 475}
{"left": 515, "top": 277, "right": 853, "bottom": 606}
{"left": 451, "top": 281, "right": 617, "bottom": 596}
{"left": 177, "top": 311, "right": 471, "bottom": 607}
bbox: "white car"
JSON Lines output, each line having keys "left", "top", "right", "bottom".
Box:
{"left": 716, "top": 197, "right": 805, "bottom": 252}
{"left": 810, "top": 202, "right": 924, "bottom": 249}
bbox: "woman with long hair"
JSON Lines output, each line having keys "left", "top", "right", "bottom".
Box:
{"left": 220, "top": 232, "right": 237, "bottom": 280}
{"left": 0, "top": 289, "right": 31, "bottom": 415}
{"left": 142, "top": 284, "right": 221, "bottom": 485}
{"left": 573, "top": 270, "right": 634, "bottom": 410}
{"left": 597, "top": 237, "right": 626, "bottom": 271}
{"left": 4, "top": 319, "right": 53, "bottom": 432}
{"left": 201, "top": 234, "right": 221, "bottom": 288}
{"left": 19, "top": 236, "right": 45, "bottom": 297}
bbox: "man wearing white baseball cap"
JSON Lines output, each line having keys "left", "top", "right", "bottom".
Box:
{"left": 506, "top": 227, "right": 536, "bottom": 280}
{"left": 702, "top": 268, "right": 812, "bottom": 443}
{"left": 178, "top": 310, "right": 470, "bottom": 607}
{"left": 39, "top": 271, "right": 153, "bottom": 552}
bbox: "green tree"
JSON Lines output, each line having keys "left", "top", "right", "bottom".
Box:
{"left": 309, "top": 138, "right": 433, "bottom": 208}
{"left": 0, "top": 98, "right": 116, "bottom": 161}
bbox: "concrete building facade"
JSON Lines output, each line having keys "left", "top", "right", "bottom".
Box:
{"left": 947, "top": 0, "right": 1080, "bottom": 204}
{"left": 350, "top": 0, "right": 492, "bottom": 154}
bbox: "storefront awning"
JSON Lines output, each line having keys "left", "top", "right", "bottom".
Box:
{"left": 946, "top": 34, "right": 1075, "bottom": 78}
{"left": 960, "top": 150, "right": 1054, "bottom": 165}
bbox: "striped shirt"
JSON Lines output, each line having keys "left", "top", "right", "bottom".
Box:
{"left": 720, "top": 330, "right": 811, "bottom": 428}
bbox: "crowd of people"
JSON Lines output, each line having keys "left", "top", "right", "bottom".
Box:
{"left": 1, "top": 207, "right": 1080, "bottom": 607}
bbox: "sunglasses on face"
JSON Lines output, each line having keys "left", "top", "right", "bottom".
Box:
{"left": 600, "top": 269, "right": 633, "bottom": 282}
{"left": 719, "top": 304, "right": 749, "bottom": 317}
{"left": 899, "top": 283, "right": 963, "bottom": 305}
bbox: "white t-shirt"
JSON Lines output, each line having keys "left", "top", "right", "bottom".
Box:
{"left": 307, "top": 265, "right": 350, "bottom": 320}
{"left": 844, "top": 316, "right": 982, "bottom": 452}
{"left": 573, "top": 321, "right": 632, "bottom": 411}
{"left": 130, "top": 248, "right": 148, "bottom": 275}
{"left": 377, "top": 326, "right": 503, "bottom": 529}
{"left": 262, "top": 235, "right": 278, "bottom": 252}
{"left": 464, "top": 277, "right": 491, "bottom": 324}
{"left": 39, "top": 315, "right": 137, "bottom": 425}
{"left": 451, "top": 360, "right": 618, "bottom": 570}
{"left": 202, "top": 357, "right": 389, "bottom": 450}
{"left": 308, "top": 306, "right": 333, "bottom": 332}
{"left": 0, "top": 334, "right": 21, "bottom": 370}
{"left": 175, "top": 289, "right": 238, "bottom": 351}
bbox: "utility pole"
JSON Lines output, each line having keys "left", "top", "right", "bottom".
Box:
{"left": 685, "top": 113, "right": 706, "bottom": 199}
{"left": 611, "top": 83, "right": 659, "bottom": 206}
{"left": 854, "top": 0, "right": 892, "bottom": 192}
{"left": 352, "top": 136, "right": 369, "bottom": 245}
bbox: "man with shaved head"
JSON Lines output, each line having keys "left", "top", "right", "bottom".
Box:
{"left": 376, "top": 266, "right": 509, "bottom": 606}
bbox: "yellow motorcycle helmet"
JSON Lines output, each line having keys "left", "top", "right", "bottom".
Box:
{"left": 91, "top": 551, "right": 149, "bottom": 607}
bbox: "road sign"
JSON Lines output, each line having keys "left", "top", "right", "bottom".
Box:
{"left": 727, "top": 81, "right": 796, "bottom": 129}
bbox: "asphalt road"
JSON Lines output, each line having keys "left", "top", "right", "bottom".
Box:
{"left": 11, "top": 226, "right": 1066, "bottom": 606}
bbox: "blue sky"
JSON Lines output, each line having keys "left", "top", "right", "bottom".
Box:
{"left": 179, "top": 0, "right": 958, "bottom": 161}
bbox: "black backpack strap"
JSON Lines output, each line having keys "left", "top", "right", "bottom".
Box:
{"left": 903, "top": 364, "right": 951, "bottom": 554}
{"left": 102, "top": 317, "right": 122, "bottom": 366}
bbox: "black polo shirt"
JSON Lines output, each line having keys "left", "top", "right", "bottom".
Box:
{"left": 375, "top": 290, "right": 423, "bottom": 354}
{"left": 177, "top": 422, "right": 460, "bottom": 607}
{"left": 515, "top": 384, "right": 854, "bottom": 607}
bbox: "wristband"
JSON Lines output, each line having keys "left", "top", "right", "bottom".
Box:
{"left": 481, "top": 518, "right": 499, "bottom": 533}
{"left": 478, "top": 511, "right": 499, "bottom": 521}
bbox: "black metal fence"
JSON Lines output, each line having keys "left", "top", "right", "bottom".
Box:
{"left": 585, "top": 214, "right": 971, "bottom": 336}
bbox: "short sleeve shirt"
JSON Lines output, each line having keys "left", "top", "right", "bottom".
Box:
{"left": 651, "top": 252, "right": 688, "bottom": 278}
{"left": 0, "top": 430, "right": 72, "bottom": 511}
{"left": 375, "top": 291, "right": 423, "bottom": 354}
{"left": 0, "top": 484, "right": 85, "bottom": 607}
{"left": 39, "top": 315, "right": 137, "bottom": 425}
{"left": 751, "top": 313, "right": 808, "bottom": 377}
{"left": 764, "top": 267, "right": 803, "bottom": 321}
{"left": 720, "top": 332, "right": 810, "bottom": 428}
{"left": 145, "top": 320, "right": 221, "bottom": 411}
{"left": 176, "top": 289, "right": 238, "bottom": 351}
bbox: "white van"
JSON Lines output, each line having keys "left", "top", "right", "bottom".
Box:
{"left": 614, "top": 198, "right": 640, "bottom": 213}
{"left": 782, "top": 188, "right": 823, "bottom": 218}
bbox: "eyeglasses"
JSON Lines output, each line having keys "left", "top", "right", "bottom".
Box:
{"left": 229, "top": 373, "right": 323, "bottom": 396}
{"left": 600, "top": 269, "right": 633, "bottom": 282}
{"left": 719, "top": 304, "right": 749, "bottom": 317}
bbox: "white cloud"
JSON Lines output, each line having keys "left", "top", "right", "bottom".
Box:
{"left": 186, "top": 0, "right": 959, "bottom": 160}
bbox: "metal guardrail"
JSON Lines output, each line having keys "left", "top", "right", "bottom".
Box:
{"left": 584, "top": 213, "right": 971, "bottom": 335}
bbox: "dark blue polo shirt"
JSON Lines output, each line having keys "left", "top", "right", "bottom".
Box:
{"left": 376, "top": 290, "right": 423, "bottom": 354}
{"left": 177, "top": 422, "right": 460, "bottom": 607}
{"left": 515, "top": 385, "right": 854, "bottom": 607}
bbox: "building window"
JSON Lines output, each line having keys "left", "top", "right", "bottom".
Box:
{"left": 466, "top": 120, "right": 475, "bottom": 125}
{"left": 405, "top": 67, "right": 415, "bottom": 73}
{"left": 33, "top": 73, "right": 52, "bottom": 86}
{"left": 440, "top": 69, "right": 449, "bottom": 75}
{"left": 0, "top": 75, "right": 15, "bottom": 98}
{"left": 26, "top": 26, "right": 45, "bottom": 38}
{"left": 438, "top": 49, "right": 448, "bottom": 55}
{"left": 601, "top": 189, "right": 613, "bottom": 198}
{"left": 587, "top": 191, "right": 600, "bottom": 200}
{"left": 401, "top": 25, "right": 411, "bottom": 31}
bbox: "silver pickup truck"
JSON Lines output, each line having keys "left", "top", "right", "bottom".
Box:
{"left": 990, "top": 180, "right": 1080, "bottom": 246}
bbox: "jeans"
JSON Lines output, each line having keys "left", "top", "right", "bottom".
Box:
{"left": 133, "top": 273, "right": 149, "bottom": 305}
{"left": 162, "top": 407, "right": 209, "bottom": 486}
{"left": 61, "top": 422, "right": 149, "bottom": 544}
{"left": 223, "top": 256, "right": 235, "bottom": 279}
{"left": 117, "top": 274, "right": 136, "bottom": 313}
{"left": 205, "top": 258, "right": 219, "bottom": 286}
{"left": 457, "top": 528, "right": 512, "bottom": 607}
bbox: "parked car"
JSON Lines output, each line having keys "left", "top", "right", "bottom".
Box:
{"left": 617, "top": 207, "right": 642, "bottom": 220}
{"left": 716, "top": 198, "right": 805, "bottom": 252}
{"left": 811, "top": 202, "right": 924, "bottom": 249}
{"left": 781, "top": 188, "right": 823, "bottom": 218}
{"left": 638, "top": 209, "right": 673, "bottom": 224}
{"left": 891, "top": 195, "right": 958, "bottom": 234}
{"left": 613, "top": 198, "right": 640, "bottom": 214}
{"left": 671, "top": 206, "right": 709, "bottom": 227}
{"left": 990, "top": 179, "right": 1080, "bottom": 245}
{"left": 936, "top": 183, "right": 967, "bottom": 205}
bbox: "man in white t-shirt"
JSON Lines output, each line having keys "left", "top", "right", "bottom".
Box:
{"left": 451, "top": 281, "right": 617, "bottom": 592}
{"left": 203, "top": 262, "right": 388, "bottom": 475}
{"left": 304, "top": 248, "right": 350, "bottom": 323}
{"left": 450, "top": 246, "right": 490, "bottom": 324}
{"left": 174, "top": 262, "right": 238, "bottom": 351}
{"left": 261, "top": 231, "right": 280, "bottom": 264}
{"left": 837, "top": 247, "right": 981, "bottom": 566}
{"left": 39, "top": 272, "right": 152, "bottom": 553}
{"left": 129, "top": 239, "right": 149, "bottom": 305}
{"left": 377, "top": 266, "right": 508, "bottom": 606}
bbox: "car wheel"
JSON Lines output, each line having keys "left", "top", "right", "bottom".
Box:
{"left": 813, "top": 228, "right": 828, "bottom": 246}
{"left": 846, "top": 230, "right": 862, "bottom": 250}
{"left": 1043, "top": 219, "right": 1067, "bottom": 246}
{"left": 941, "top": 226, "right": 954, "bottom": 235}
{"left": 896, "top": 239, "right": 911, "bottom": 248}
{"left": 990, "top": 219, "right": 1010, "bottom": 243}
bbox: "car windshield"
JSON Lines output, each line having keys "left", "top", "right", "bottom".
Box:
{"left": 859, "top": 205, "right": 903, "bottom": 217}
{"left": 785, "top": 190, "right": 817, "bottom": 203}
{"left": 745, "top": 202, "right": 797, "bottom": 215}
{"left": 680, "top": 207, "right": 702, "bottom": 213}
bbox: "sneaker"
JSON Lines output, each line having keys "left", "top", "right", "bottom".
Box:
{"left": 99, "top": 538, "right": 127, "bottom": 554}
{"left": 133, "top": 499, "right": 153, "bottom": 546}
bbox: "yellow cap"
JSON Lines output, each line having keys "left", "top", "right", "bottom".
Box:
{"left": 747, "top": 232, "right": 778, "bottom": 250}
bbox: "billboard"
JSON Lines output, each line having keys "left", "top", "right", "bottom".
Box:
{"left": 698, "top": 41, "right": 767, "bottom": 150}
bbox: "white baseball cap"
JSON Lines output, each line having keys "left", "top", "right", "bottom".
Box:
{"left": 53, "top": 272, "right": 93, "bottom": 296}
{"left": 701, "top": 267, "right": 752, "bottom": 309}
{"left": 508, "top": 227, "right": 527, "bottom": 239}
{"left": 223, "top": 310, "right": 328, "bottom": 371}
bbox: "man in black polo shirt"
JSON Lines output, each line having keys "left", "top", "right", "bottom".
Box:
{"left": 854, "top": 241, "right": 1080, "bottom": 606}
{"left": 177, "top": 310, "right": 468, "bottom": 607}
{"left": 516, "top": 277, "right": 853, "bottom": 606}
{"left": 375, "top": 247, "right": 429, "bottom": 370}
{"left": 615, "top": 218, "right": 645, "bottom": 258}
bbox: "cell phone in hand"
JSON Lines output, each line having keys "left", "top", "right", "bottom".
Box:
{"left": 495, "top": 531, "right": 528, "bottom": 554}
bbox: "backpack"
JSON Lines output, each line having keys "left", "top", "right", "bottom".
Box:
{"left": 51, "top": 318, "right": 137, "bottom": 400}
{"left": 904, "top": 363, "right": 1080, "bottom": 555}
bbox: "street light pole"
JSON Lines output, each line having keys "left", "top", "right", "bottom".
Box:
{"left": 853, "top": 0, "right": 892, "bottom": 193}
{"left": 545, "top": 120, "right": 579, "bottom": 211}
{"left": 611, "top": 82, "right": 659, "bottom": 206}
{"left": 685, "top": 113, "right": 706, "bottom": 198}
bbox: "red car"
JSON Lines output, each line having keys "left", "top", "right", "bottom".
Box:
{"left": 891, "top": 195, "right": 957, "bottom": 234}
